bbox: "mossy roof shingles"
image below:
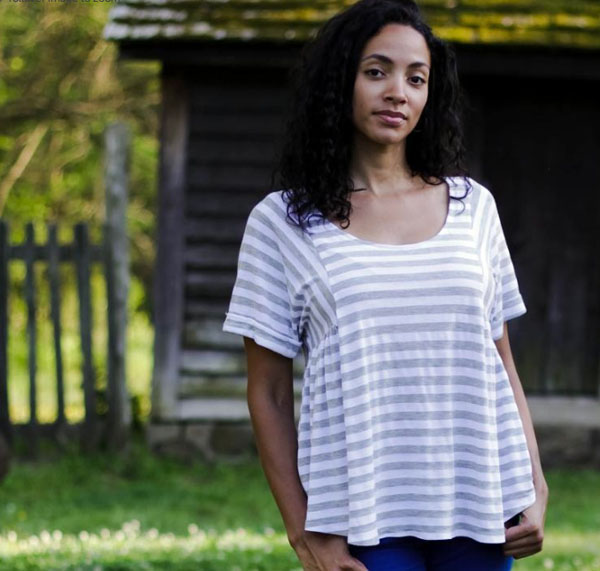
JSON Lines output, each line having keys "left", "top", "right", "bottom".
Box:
{"left": 103, "top": 0, "right": 600, "bottom": 49}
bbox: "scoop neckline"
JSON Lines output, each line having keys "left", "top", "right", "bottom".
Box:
{"left": 320, "top": 180, "right": 456, "bottom": 249}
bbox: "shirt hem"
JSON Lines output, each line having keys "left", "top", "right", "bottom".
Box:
{"left": 223, "top": 314, "right": 300, "bottom": 358}
{"left": 307, "top": 488, "right": 537, "bottom": 547}
{"left": 333, "top": 529, "right": 513, "bottom": 547}
{"left": 491, "top": 305, "right": 527, "bottom": 340}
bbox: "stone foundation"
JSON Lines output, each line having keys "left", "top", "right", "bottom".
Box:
{"left": 147, "top": 397, "right": 600, "bottom": 468}
{"left": 146, "top": 420, "right": 256, "bottom": 463}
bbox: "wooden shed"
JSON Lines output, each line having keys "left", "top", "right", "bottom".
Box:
{"left": 103, "top": 1, "right": 600, "bottom": 462}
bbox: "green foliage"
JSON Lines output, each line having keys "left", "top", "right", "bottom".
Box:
{"left": 0, "top": 5, "right": 159, "bottom": 422}
{"left": 0, "top": 441, "right": 599, "bottom": 570}
{"left": 0, "top": 2, "right": 160, "bottom": 313}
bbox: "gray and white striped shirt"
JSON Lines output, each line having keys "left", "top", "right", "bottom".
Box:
{"left": 223, "top": 177, "right": 535, "bottom": 546}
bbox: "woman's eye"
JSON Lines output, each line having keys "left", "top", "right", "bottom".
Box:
{"left": 366, "top": 69, "right": 385, "bottom": 78}
{"left": 409, "top": 76, "right": 427, "bottom": 85}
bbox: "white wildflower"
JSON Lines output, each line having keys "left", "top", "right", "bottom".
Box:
{"left": 52, "top": 530, "right": 62, "bottom": 541}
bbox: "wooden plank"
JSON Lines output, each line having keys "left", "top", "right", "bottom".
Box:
{"left": 104, "top": 122, "right": 132, "bottom": 450}
{"left": 24, "top": 223, "right": 38, "bottom": 455}
{"left": 74, "top": 223, "right": 98, "bottom": 451}
{"left": 152, "top": 68, "right": 189, "bottom": 420}
{"left": 187, "top": 138, "right": 278, "bottom": 164}
{"left": 176, "top": 397, "right": 251, "bottom": 422}
{"left": 178, "top": 374, "right": 249, "bottom": 399}
{"left": 186, "top": 192, "right": 263, "bottom": 217}
{"left": 176, "top": 396, "right": 303, "bottom": 422}
{"left": 184, "top": 300, "right": 230, "bottom": 319}
{"left": 190, "top": 82, "right": 288, "bottom": 111}
{"left": 178, "top": 374, "right": 303, "bottom": 400}
{"left": 185, "top": 269, "right": 235, "bottom": 298}
{"left": 188, "top": 154, "right": 276, "bottom": 169}
{"left": 455, "top": 44, "right": 600, "bottom": 81}
{"left": 184, "top": 244, "right": 239, "bottom": 269}
{"left": 47, "top": 224, "right": 66, "bottom": 427}
{"left": 187, "top": 164, "right": 275, "bottom": 191}
{"left": 0, "top": 221, "right": 10, "bottom": 444}
{"left": 179, "top": 349, "right": 241, "bottom": 376}
{"left": 188, "top": 113, "right": 284, "bottom": 137}
{"left": 183, "top": 317, "right": 252, "bottom": 349}
{"left": 461, "top": 82, "right": 485, "bottom": 181}
{"left": 180, "top": 346, "right": 305, "bottom": 378}
{"left": 184, "top": 217, "right": 246, "bottom": 243}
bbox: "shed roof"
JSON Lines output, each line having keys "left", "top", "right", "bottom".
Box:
{"left": 103, "top": 0, "right": 600, "bottom": 49}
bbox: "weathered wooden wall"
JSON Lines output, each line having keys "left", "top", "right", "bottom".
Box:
{"left": 154, "top": 53, "right": 600, "bottom": 418}
{"left": 463, "top": 74, "right": 600, "bottom": 395}
{"left": 179, "top": 68, "right": 305, "bottom": 414}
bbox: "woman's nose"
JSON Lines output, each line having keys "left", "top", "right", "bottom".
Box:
{"left": 385, "top": 79, "right": 408, "bottom": 104}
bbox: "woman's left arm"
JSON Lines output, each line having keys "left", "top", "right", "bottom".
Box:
{"left": 495, "top": 322, "right": 549, "bottom": 559}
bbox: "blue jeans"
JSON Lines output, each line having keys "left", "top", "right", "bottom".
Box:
{"left": 348, "top": 515, "right": 519, "bottom": 571}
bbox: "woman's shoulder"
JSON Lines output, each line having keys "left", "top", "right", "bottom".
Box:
{"left": 247, "top": 190, "right": 314, "bottom": 244}
{"left": 248, "top": 189, "right": 288, "bottom": 218}
{"left": 244, "top": 190, "right": 297, "bottom": 233}
{"left": 446, "top": 176, "right": 496, "bottom": 209}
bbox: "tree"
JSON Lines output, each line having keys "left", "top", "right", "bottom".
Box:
{"left": 0, "top": 2, "right": 160, "bottom": 314}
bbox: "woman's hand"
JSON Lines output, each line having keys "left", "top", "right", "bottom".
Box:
{"left": 503, "top": 486, "right": 548, "bottom": 559}
{"left": 290, "top": 530, "right": 368, "bottom": 571}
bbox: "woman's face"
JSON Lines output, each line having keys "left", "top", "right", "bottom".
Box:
{"left": 352, "top": 23, "right": 431, "bottom": 147}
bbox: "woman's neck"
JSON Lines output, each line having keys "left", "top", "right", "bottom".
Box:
{"left": 349, "top": 137, "right": 418, "bottom": 197}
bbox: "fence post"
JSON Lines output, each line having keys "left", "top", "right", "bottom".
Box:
{"left": 47, "top": 224, "right": 66, "bottom": 430}
{"left": 24, "top": 223, "right": 38, "bottom": 456}
{"left": 104, "top": 122, "right": 131, "bottom": 450}
{"left": 0, "top": 221, "right": 10, "bottom": 445}
{"left": 74, "top": 223, "right": 98, "bottom": 452}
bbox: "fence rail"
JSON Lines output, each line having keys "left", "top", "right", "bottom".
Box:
{"left": 0, "top": 221, "right": 121, "bottom": 454}
{"left": 0, "top": 122, "right": 131, "bottom": 456}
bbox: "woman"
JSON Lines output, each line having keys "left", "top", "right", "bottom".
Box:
{"left": 223, "top": 1, "right": 548, "bottom": 569}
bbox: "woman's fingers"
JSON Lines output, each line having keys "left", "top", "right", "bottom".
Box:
{"left": 503, "top": 520, "right": 544, "bottom": 558}
{"left": 506, "top": 542, "right": 544, "bottom": 559}
{"left": 504, "top": 519, "right": 534, "bottom": 542}
{"left": 297, "top": 530, "right": 370, "bottom": 571}
{"left": 340, "top": 556, "right": 369, "bottom": 571}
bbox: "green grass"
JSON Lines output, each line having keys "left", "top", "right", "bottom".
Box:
{"left": 0, "top": 436, "right": 299, "bottom": 570}
{"left": 0, "top": 438, "right": 599, "bottom": 570}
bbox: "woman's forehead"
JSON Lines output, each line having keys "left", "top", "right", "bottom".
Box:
{"left": 361, "top": 24, "right": 430, "bottom": 66}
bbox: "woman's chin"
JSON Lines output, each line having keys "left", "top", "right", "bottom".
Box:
{"left": 353, "top": 126, "right": 413, "bottom": 149}
{"left": 367, "top": 134, "right": 408, "bottom": 148}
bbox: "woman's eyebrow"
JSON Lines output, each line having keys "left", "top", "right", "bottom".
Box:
{"left": 361, "top": 53, "right": 393, "bottom": 64}
{"left": 361, "top": 54, "right": 430, "bottom": 69}
{"left": 408, "top": 61, "right": 430, "bottom": 70}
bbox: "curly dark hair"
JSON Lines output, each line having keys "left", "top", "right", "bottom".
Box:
{"left": 272, "top": 0, "right": 471, "bottom": 231}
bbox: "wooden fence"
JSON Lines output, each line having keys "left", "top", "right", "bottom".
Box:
{"left": 0, "top": 123, "right": 131, "bottom": 455}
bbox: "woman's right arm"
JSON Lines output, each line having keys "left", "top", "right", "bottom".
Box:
{"left": 243, "top": 337, "right": 367, "bottom": 571}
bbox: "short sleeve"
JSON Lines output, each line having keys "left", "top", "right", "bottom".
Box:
{"left": 222, "top": 202, "right": 301, "bottom": 358}
{"left": 488, "top": 195, "right": 527, "bottom": 341}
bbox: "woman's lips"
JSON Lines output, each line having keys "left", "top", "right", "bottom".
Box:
{"left": 375, "top": 112, "right": 407, "bottom": 126}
